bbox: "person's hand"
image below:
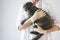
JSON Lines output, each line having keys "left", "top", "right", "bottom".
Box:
{"left": 33, "top": 23, "right": 47, "bottom": 34}
{"left": 34, "top": 10, "right": 46, "bottom": 20}
{"left": 18, "top": 25, "right": 23, "bottom": 31}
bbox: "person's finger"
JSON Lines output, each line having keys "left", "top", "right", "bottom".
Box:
{"left": 18, "top": 25, "right": 22, "bottom": 31}
{"left": 41, "top": 10, "right": 46, "bottom": 16}
{"left": 40, "top": 10, "right": 45, "bottom": 13}
{"left": 18, "top": 26, "right": 20, "bottom": 31}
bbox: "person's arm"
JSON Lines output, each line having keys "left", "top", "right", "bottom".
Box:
{"left": 18, "top": 10, "right": 46, "bottom": 31}
{"left": 47, "top": 25, "right": 60, "bottom": 32}
{"left": 34, "top": 24, "right": 60, "bottom": 34}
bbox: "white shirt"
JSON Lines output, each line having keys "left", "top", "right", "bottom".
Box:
{"left": 17, "top": 0, "right": 60, "bottom": 40}
{"left": 36, "top": 0, "right": 60, "bottom": 40}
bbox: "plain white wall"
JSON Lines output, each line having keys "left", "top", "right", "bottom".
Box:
{"left": 0, "top": 0, "right": 2, "bottom": 40}
{"left": 1, "top": 0, "right": 21, "bottom": 40}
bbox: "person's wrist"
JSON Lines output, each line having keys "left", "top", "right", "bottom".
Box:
{"left": 44, "top": 30, "right": 47, "bottom": 34}
{"left": 38, "top": 30, "right": 47, "bottom": 34}
{"left": 18, "top": 25, "right": 24, "bottom": 31}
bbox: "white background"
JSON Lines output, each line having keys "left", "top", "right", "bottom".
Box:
{"left": 0, "top": 0, "right": 60, "bottom": 40}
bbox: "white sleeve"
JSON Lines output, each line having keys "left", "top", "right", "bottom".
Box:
{"left": 16, "top": 6, "right": 28, "bottom": 27}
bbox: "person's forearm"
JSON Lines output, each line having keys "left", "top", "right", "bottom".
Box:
{"left": 19, "top": 15, "right": 40, "bottom": 30}
{"left": 47, "top": 25, "right": 60, "bottom": 32}
{"left": 18, "top": 10, "right": 46, "bottom": 31}
{"left": 18, "top": 19, "right": 33, "bottom": 30}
